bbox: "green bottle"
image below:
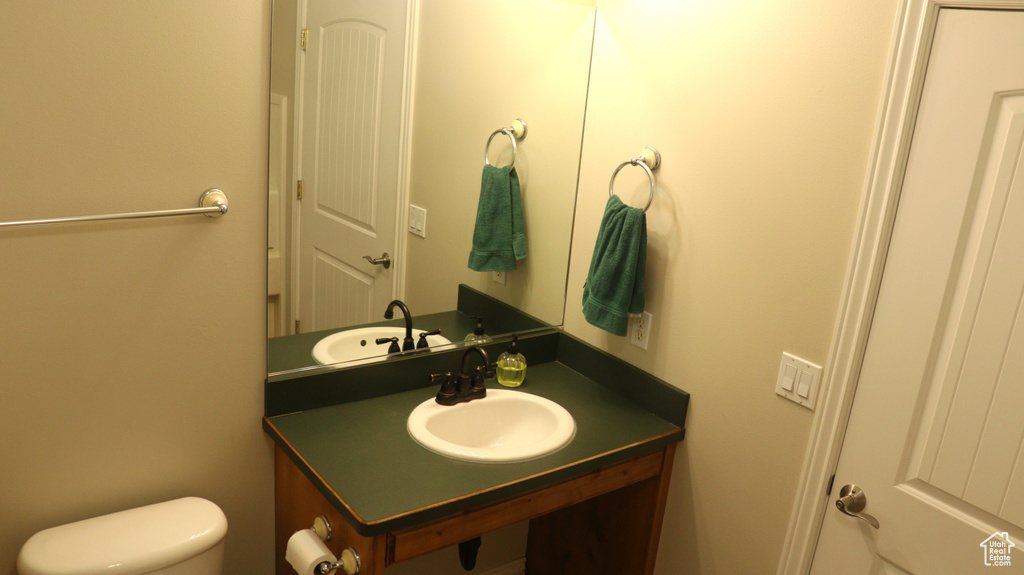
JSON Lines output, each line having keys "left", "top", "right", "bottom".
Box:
{"left": 496, "top": 335, "right": 527, "bottom": 388}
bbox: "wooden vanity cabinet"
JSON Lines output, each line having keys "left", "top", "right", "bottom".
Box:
{"left": 274, "top": 443, "right": 676, "bottom": 575}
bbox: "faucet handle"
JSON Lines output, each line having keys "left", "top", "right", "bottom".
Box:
{"left": 375, "top": 337, "right": 401, "bottom": 354}
{"left": 416, "top": 329, "right": 442, "bottom": 349}
{"left": 471, "top": 363, "right": 496, "bottom": 386}
{"left": 478, "top": 362, "right": 497, "bottom": 380}
{"left": 431, "top": 372, "right": 459, "bottom": 405}
{"left": 466, "top": 365, "right": 492, "bottom": 401}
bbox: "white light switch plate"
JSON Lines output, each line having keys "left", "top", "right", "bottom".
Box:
{"left": 775, "top": 352, "right": 821, "bottom": 410}
{"left": 408, "top": 204, "right": 427, "bottom": 238}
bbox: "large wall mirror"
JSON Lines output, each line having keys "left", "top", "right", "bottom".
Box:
{"left": 268, "top": 0, "right": 596, "bottom": 378}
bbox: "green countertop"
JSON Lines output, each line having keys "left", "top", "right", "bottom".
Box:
{"left": 264, "top": 360, "right": 684, "bottom": 536}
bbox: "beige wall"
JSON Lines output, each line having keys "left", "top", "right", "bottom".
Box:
{"left": 403, "top": 0, "right": 594, "bottom": 326}
{"left": 0, "top": 3, "right": 273, "bottom": 575}
{"left": 563, "top": 1, "right": 898, "bottom": 572}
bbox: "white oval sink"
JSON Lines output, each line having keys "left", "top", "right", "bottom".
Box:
{"left": 407, "top": 389, "right": 576, "bottom": 463}
{"left": 311, "top": 327, "right": 451, "bottom": 366}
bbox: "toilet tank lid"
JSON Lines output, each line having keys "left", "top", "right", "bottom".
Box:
{"left": 17, "top": 497, "right": 227, "bottom": 575}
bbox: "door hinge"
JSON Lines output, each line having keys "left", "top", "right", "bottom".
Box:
{"left": 294, "top": 319, "right": 301, "bottom": 334}
{"left": 300, "top": 29, "right": 308, "bottom": 52}
{"left": 826, "top": 473, "right": 836, "bottom": 496}
{"left": 297, "top": 179, "right": 303, "bottom": 201}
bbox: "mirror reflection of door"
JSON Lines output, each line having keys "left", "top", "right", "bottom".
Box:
{"left": 296, "top": 0, "right": 409, "bottom": 333}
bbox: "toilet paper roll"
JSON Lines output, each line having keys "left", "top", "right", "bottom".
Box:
{"left": 286, "top": 529, "right": 337, "bottom": 575}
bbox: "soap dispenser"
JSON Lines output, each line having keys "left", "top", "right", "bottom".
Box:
{"left": 464, "top": 317, "right": 492, "bottom": 345}
{"left": 496, "top": 335, "right": 527, "bottom": 388}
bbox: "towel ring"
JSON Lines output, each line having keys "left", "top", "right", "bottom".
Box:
{"left": 609, "top": 147, "right": 660, "bottom": 213}
{"left": 484, "top": 118, "right": 528, "bottom": 168}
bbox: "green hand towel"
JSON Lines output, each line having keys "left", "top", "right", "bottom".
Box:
{"left": 468, "top": 165, "right": 527, "bottom": 272}
{"left": 582, "top": 195, "right": 647, "bottom": 336}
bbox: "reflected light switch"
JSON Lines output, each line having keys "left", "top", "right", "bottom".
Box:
{"left": 408, "top": 205, "right": 427, "bottom": 238}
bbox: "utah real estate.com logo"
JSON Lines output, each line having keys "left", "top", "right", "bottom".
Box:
{"left": 980, "top": 532, "right": 1014, "bottom": 567}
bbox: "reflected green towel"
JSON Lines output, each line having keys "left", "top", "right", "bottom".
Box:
{"left": 582, "top": 195, "right": 646, "bottom": 336}
{"left": 468, "top": 165, "right": 527, "bottom": 272}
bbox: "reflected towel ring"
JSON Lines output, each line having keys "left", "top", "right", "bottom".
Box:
{"left": 609, "top": 147, "right": 661, "bottom": 213}
{"left": 484, "top": 119, "right": 528, "bottom": 168}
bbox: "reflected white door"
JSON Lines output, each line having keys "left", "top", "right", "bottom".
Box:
{"left": 811, "top": 8, "right": 1024, "bottom": 574}
{"left": 296, "top": 0, "right": 408, "bottom": 332}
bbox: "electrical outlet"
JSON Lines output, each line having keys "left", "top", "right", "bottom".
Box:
{"left": 492, "top": 271, "right": 506, "bottom": 285}
{"left": 629, "top": 312, "right": 652, "bottom": 350}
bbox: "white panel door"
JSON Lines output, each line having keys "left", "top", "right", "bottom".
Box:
{"left": 296, "top": 0, "right": 408, "bottom": 332}
{"left": 811, "top": 8, "right": 1024, "bottom": 574}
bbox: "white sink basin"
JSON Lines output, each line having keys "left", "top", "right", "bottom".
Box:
{"left": 311, "top": 327, "right": 451, "bottom": 366}
{"left": 407, "top": 389, "right": 576, "bottom": 463}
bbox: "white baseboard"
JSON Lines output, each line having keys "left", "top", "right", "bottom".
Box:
{"left": 477, "top": 558, "right": 526, "bottom": 575}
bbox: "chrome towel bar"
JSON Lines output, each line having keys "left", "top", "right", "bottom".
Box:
{"left": 0, "top": 189, "right": 228, "bottom": 229}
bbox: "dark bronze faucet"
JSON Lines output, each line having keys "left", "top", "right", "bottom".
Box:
{"left": 432, "top": 346, "right": 496, "bottom": 406}
{"left": 383, "top": 300, "right": 415, "bottom": 352}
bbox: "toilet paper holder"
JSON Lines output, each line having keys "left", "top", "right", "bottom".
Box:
{"left": 315, "top": 549, "right": 360, "bottom": 575}
{"left": 310, "top": 516, "right": 360, "bottom": 575}
{"left": 312, "top": 515, "right": 333, "bottom": 542}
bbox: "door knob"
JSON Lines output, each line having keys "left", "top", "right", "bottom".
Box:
{"left": 836, "top": 484, "right": 880, "bottom": 529}
{"left": 362, "top": 252, "right": 391, "bottom": 269}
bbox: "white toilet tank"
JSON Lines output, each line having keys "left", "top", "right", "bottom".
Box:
{"left": 17, "top": 497, "right": 227, "bottom": 575}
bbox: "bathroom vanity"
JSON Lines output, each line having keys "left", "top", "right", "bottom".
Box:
{"left": 264, "top": 331, "right": 688, "bottom": 574}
